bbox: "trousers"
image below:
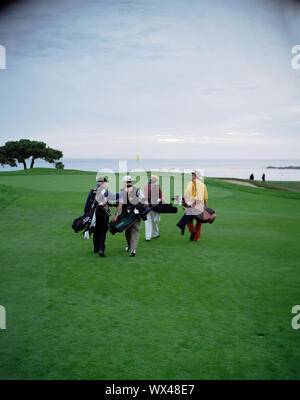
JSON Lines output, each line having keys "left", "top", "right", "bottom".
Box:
{"left": 145, "top": 210, "right": 160, "bottom": 240}
{"left": 93, "top": 207, "right": 109, "bottom": 252}
{"left": 125, "top": 219, "right": 141, "bottom": 252}
{"left": 177, "top": 213, "right": 203, "bottom": 241}
{"left": 187, "top": 221, "right": 202, "bottom": 241}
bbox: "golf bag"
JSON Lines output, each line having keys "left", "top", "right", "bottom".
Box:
{"left": 195, "top": 207, "right": 216, "bottom": 224}
{"left": 72, "top": 207, "right": 96, "bottom": 233}
{"left": 181, "top": 206, "right": 216, "bottom": 224}
{"left": 72, "top": 200, "right": 110, "bottom": 238}
{"left": 134, "top": 202, "right": 149, "bottom": 221}
{"left": 173, "top": 195, "right": 216, "bottom": 223}
{"left": 151, "top": 203, "right": 178, "bottom": 214}
{"left": 84, "top": 188, "right": 97, "bottom": 213}
{"left": 108, "top": 212, "right": 140, "bottom": 235}
{"left": 108, "top": 205, "right": 155, "bottom": 235}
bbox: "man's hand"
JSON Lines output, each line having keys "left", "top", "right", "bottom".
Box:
{"left": 112, "top": 215, "right": 118, "bottom": 223}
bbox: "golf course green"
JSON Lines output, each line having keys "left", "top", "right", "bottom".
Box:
{"left": 0, "top": 168, "right": 300, "bottom": 379}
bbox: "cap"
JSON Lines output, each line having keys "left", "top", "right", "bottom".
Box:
{"left": 97, "top": 176, "right": 108, "bottom": 183}
{"left": 192, "top": 170, "right": 201, "bottom": 178}
{"left": 122, "top": 175, "right": 132, "bottom": 182}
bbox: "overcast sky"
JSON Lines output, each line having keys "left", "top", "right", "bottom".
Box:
{"left": 0, "top": 0, "right": 300, "bottom": 159}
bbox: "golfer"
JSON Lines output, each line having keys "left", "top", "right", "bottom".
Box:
{"left": 143, "top": 175, "right": 165, "bottom": 241}
{"left": 85, "top": 176, "right": 118, "bottom": 257}
{"left": 112, "top": 175, "right": 145, "bottom": 257}
{"left": 177, "top": 171, "right": 208, "bottom": 242}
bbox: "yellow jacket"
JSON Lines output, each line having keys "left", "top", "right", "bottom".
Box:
{"left": 184, "top": 179, "right": 208, "bottom": 203}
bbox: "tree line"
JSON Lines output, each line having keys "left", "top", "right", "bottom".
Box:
{"left": 0, "top": 139, "right": 63, "bottom": 170}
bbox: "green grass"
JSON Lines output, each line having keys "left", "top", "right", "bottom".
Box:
{"left": 218, "top": 177, "right": 300, "bottom": 193}
{"left": 253, "top": 180, "right": 300, "bottom": 193}
{"left": 0, "top": 168, "right": 300, "bottom": 380}
{"left": 0, "top": 167, "right": 96, "bottom": 176}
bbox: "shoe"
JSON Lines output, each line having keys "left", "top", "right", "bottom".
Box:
{"left": 146, "top": 239, "right": 150, "bottom": 242}
{"left": 98, "top": 250, "right": 106, "bottom": 257}
{"left": 190, "top": 231, "right": 196, "bottom": 241}
{"left": 130, "top": 251, "right": 136, "bottom": 257}
{"left": 153, "top": 234, "right": 160, "bottom": 239}
{"left": 125, "top": 247, "right": 130, "bottom": 252}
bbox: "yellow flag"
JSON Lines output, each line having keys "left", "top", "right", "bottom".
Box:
{"left": 136, "top": 154, "right": 139, "bottom": 162}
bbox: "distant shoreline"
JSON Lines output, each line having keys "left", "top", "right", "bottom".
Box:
{"left": 2, "top": 159, "right": 300, "bottom": 181}
{"left": 267, "top": 166, "right": 300, "bottom": 169}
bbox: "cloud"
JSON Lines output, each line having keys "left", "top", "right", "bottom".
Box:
{"left": 225, "top": 131, "right": 239, "bottom": 136}
{"left": 0, "top": 0, "right": 299, "bottom": 159}
{"left": 157, "top": 138, "right": 184, "bottom": 142}
{"left": 288, "top": 105, "right": 300, "bottom": 114}
{"left": 225, "top": 131, "right": 263, "bottom": 137}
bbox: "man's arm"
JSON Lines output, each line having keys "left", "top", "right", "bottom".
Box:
{"left": 184, "top": 182, "right": 193, "bottom": 205}
{"left": 137, "top": 189, "right": 145, "bottom": 200}
{"left": 143, "top": 185, "right": 149, "bottom": 203}
{"left": 112, "top": 190, "right": 125, "bottom": 222}
{"left": 105, "top": 189, "right": 120, "bottom": 201}
{"left": 204, "top": 185, "right": 208, "bottom": 207}
{"left": 112, "top": 202, "right": 122, "bottom": 222}
{"left": 158, "top": 186, "right": 166, "bottom": 203}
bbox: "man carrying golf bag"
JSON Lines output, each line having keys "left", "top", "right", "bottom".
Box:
{"left": 85, "top": 176, "right": 118, "bottom": 257}
{"left": 176, "top": 171, "right": 209, "bottom": 242}
{"left": 143, "top": 175, "right": 165, "bottom": 241}
{"left": 112, "top": 175, "right": 145, "bottom": 257}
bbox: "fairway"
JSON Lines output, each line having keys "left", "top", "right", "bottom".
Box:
{"left": 0, "top": 169, "right": 300, "bottom": 379}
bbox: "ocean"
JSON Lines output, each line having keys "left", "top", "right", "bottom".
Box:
{"left": 1, "top": 158, "right": 300, "bottom": 181}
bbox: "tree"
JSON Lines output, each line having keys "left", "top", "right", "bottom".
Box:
{"left": 1, "top": 139, "right": 32, "bottom": 169}
{"left": 29, "top": 141, "right": 47, "bottom": 169}
{"left": 42, "top": 147, "right": 63, "bottom": 167}
{"left": 0, "top": 146, "right": 17, "bottom": 167}
{"left": 28, "top": 141, "right": 63, "bottom": 169}
{"left": 55, "top": 161, "right": 64, "bottom": 170}
{"left": 0, "top": 139, "right": 63, "bottom": 170}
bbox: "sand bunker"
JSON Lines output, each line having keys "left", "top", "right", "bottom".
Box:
{"left": 223, "top": 180, "right": 263, "bottom": 188}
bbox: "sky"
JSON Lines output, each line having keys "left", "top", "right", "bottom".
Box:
{"left": 0, "top": 0, "right": 300, "bottom": 159}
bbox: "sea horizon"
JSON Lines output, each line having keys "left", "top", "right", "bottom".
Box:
{"left": 1, "top": 158, "right": 300, "bottom": 181}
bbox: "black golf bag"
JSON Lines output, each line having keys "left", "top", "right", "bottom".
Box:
{"left": 72, "top": 207, "right": 96, "bottom": 233}
{"left": 151, "top": 203, "right": 178, "bottom": 213}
